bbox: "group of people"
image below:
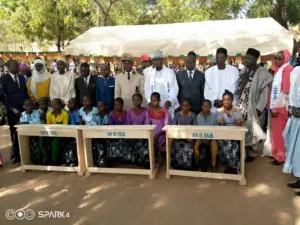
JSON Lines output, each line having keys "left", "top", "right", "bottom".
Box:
{"left": 1, "top": 46, "right": 300, "bottom": 195}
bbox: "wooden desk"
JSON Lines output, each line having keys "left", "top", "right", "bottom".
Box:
{"left": 81, "top": 125, "right": 157, "bottom": 179}
{"left": 163, "top": 125, "right": 248, "bottom": 185}
{"left": 15, "top": 125, "right": 85, "bottom": 176}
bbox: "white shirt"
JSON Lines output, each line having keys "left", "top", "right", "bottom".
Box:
{"left": 84, "top": 75, "right": 91, "bottom": 86}
{"left": 187, "top": 69, "right": 195, "bottom": 79}
{"left": 9, "top": 72, "right": 19, "bottom": 85}
{"left": 152, "top": 70, "right": 168, "bottom": 107}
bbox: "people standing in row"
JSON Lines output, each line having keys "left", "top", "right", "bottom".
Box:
{"left": 235, "top": 48, "right": 273, "bottom": 162}
{"left": 26, "top": 59, "right": 51, "bottom": 103}
{"left": 144, "top": 51, "right": 179, "bottom": 119}
{"left": 0, "top": 59, "right": 29, "bottom": 163}
{"left": 176, "top": 51, "right": 205, "bottom": 115}
{"left": 114, "top": 53, "right": 145, "bottom": 110}
{"left": 141, "top": 55, "right": 152, "bottom": 76}
{"left": 75, "top": 62, "right": 97, "bottom": 107}
{"left": 204, "top": 48, "right": 239, "bottom": 112}
{"left": 50, "top": 59, "right": 76, "bottom": 106}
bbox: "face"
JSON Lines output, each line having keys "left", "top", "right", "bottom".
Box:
{"left": 52, "top": 101, "right": 61, "bottom": 111}
{"left": 181, "top": 100, "right": 191, "bottom": 113}
{"left": 201, "top": 102, "right": 211, "bottom": 113}
{"left": 8, "top": 60, "right": 19, "bottom": 74}
{"left": 223, "top": 95, "right": 233, "bottom": 109}
{"left": 152, "top": 58, "right": 163, "bottom": 70}
{"left": 132, "top": 95, "right": 142, "bottom": 107}
{"left": 186, "top": 56, "right": 196, "bottom": 71}
{"left": 24, "top": 102, "right": 33, "bottom": 113}
{"left": 244, "top": 55, "right": 257, "bottom": 68}
{"left": 98, "top": 102, "right": 106, "bottom": 113}
{"left": 68, "top": 100, "right": 76, "bottom": 110}
{"left": 101, "top": 65, "right": 110, "bottom": 77}
{"left": 114, "top": 101, "right": 122, "bottom": 112}
{"left": 35, "top": 63, "right": 44, "bottom": 72}
{"left": 142, "top": 60, "right": 151, "bottom": 69}
{"left": 39, "top": 99, "right": 49, "bottom": 111}
{"left": 274, "top": 51, "right": 284, "bottom": 67}
{"left": 150, "top": 96, "right": 160, "bottom": 108}
{"left": 57, "top": 61, "right": 67, "bottom": 74}
{"left": 122, "top": 60, "right": 133, "bottom": 72}
{"left": 80, "top": 66, "right": 90, "bottom": 77}
{"left": 216, "top": 53, "right": 226, "bottom": 67}
{"left": 82, "top": 96, "right": 91, "bottom": 107}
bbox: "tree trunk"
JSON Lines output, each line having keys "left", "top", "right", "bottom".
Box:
{"left": 271, "top": 3, "right": 288, "bottom": 29}
{"left": 56, "top": 34, "right": 61, "bottom": 52}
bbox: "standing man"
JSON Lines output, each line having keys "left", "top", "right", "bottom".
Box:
{"left": 115, "top": 53, "right": 144, "bottom": 110}
{"left": 141, "top": 55, "right": 152, "bottom": 75}
{"left": 0, "top": 59, "right": 29, "bottom": 163}
{"left": 176, "top": 51, "right": 205, "bottom": 115}
{"left": 144, "top": 51, "right": 179, "bottom": 117}
{"left": 235, "top": 48, "right": 273, "bottom": 162}
{"left": 96, "top": 64, "right": 115, "bottom": 113}
{"left": 75, "top": 62, "right": 97, "bottom": 107}
{"left": 204, "top": 48, "right": 239, "bottom": 111}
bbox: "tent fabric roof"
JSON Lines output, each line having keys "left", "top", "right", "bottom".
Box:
{"left": 64, "top": 18, "right": 294, "bottom": 57}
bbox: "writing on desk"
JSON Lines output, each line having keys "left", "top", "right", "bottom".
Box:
{"left": 192, "top": 133, "right": 214, "bottom": 139}
{"left": 40, "top": 130, "right": 57, "bottom": 136}
{"left": 107, "top": 132, "right": 126, "bottom": 137}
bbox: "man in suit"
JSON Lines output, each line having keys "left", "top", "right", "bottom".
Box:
{"left": 0, "top": 59, "right": 29, "bottom": 163}
{"left": 96, "top": 64, "right": 115, "bottom": 113}
{"left": 176, "top": 51, "right": 205, "bottom": 115}
{"left": 75, "top": 62, "right": 97, "bottom": 107}
{"left": 115, "top": 53, "right": 145, "bottom": 110}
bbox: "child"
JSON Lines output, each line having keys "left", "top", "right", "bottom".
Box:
{"left": 145, "top": 92, "right": 169, "bottom": 149}
{"left": 194, "top": 99, "right": 218, "bottom": 172}
{"left": 46, "top": 98, "right": 68, "bottom": 125}
{"left": 172, "top": 99, "right": 197, "bottom": 125}
{"left": 39, "top": 97, "right": 52, "bottom": 124}
{"left": 68, "top": 98, "right": 80, "bottom": 125}
{"left": 20, "top": 100, "right": 41, "bottom": 124}
{"left": 79, "top": 95, "right": 98, "bottom": 125}
{"left": 109, "top": 97, "right": 127, "bottom": 125}
{"left": 127, "top": 93, "right": 147, "bottom": 125}
{"left": 217, "top": 90, "right": 244, "bottom": 174}
{"left": 93, "top": 101, "right": 109, "bottom": 125}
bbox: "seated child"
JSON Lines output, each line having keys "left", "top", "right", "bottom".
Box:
{"left": 93, "top": 101, "right": 109, "bottom": 125}
{"left": 194, "top": 99, "right": 218, "bottom": 172}
{"left": 109, "top": 97, "right": 127, "bottom": 125}
{"left": 39, "top": 97, "right": 52, "bottom": 124}
{"left": 172, "top": 99, "right": 197, "bottom": 125}
{"left": 145, "top": 92, "right": 169, "bottom": 149}
{"left": 217, "top": 90, "right": 244, "bottom": 174}
{"left": 68, "top": 98, "right": 80, "bottom": 125}
{"left": 127, "top": 93, "right": 147, "bottom": 125}
{"left": 79, "top": 95, "right": 98, "bottom": 125}
{"left": 20, "top": 100, "right": 41, "bottom": 124}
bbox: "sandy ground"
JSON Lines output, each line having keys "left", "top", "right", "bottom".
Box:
{"left": 0, "top": 126, "right": 299, "bottom": 225}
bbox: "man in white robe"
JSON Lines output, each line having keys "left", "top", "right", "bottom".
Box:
{"left": 144, "top": 51, "right": 179, "bottom": 117}
{"left": 49, "top": 58, "right": 76, "bottom": 105}
{"left": 204, "top": 48, "right": 239, "bottom": 111}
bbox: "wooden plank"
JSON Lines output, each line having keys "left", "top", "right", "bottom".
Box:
{"left": 148, "top": 130, "right": 155, "bottom": 179}
{"left": 22, "top": 165, "right": 79, "bottom": 172}
{"left": 84, "top": 138, "right": 93, "bottom": 169}
{"left": 18, "top": 136, "right": 30, "bottom": 166}
{"left": 17, "top": 126, "right": 77, "bottom": 137}
{"left": 87, "top": 167, "right": 150, "bottom": 176}
{"left": 169, "top": 169, "right": 242, "bottom": 181}
{"left": 81, "top": 125, "right": 156, "bottom": 131}
{"left": 165, "top": 134, "right": 171, "bottom": 179}
{"left": 76, "top": 129, "right": 86, "bottom": 176}
{"left": 239, "top": 139, "right": 247, "bottom": 185}
{"left": 82, "top": 129, "right": 150, "bottom": 139}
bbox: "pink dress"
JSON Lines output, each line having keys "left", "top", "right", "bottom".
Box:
{"left": 271, "top": 51, "right": 293, "bottom": 162}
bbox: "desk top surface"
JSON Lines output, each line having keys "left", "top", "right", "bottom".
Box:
{"left": 162, "top": 125, "right": 248, "bottom": 132}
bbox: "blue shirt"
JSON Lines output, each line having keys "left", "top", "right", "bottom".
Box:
{"left": 92, "top": 114, "right": 109, "bottom": 125}
{"left": 68, "top": 110, "right": 80, "bottom": 125}
{"left": 96, "top": 77, "right": 115, "bottom": 113}
{"left": 19, "top": 110, "right": 41, "bottom": 124}
{"left": 79, "top": 107, "right": 98, "bottom": 125}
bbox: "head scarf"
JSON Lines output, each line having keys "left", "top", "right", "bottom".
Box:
{"left": 30, "top": 59, "right": 51, "bottom": 98}
{"left": 272, "top": 50, "right": 291, "bottom": 73}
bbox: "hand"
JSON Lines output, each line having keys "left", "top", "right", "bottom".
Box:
{"left": 12, "top": 108, "right": 20, "bottom": 116}
{"left": 164, "top": 100, "right": 172, "bottom": 109}
{"left": 214, "top": 100, "right": 223, "bottom": 108}
{"left": 256, "top": 109, "right": 262, "bottom": 117}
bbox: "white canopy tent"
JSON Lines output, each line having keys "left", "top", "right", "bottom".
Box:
{"left": 64, "top": 18, "right": 294, "bottom": 57}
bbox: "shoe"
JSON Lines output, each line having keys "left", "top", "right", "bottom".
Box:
{"left": 271, "top": 160, "right": 283, "bottom": 166}
{"left": 245, "top": 156, "right": 255, "bottom": 163}
{"left": 211, "top": 166, "right": 217, "bottom": 173}
{"left": 287, "top": 180, "right": 300, "bottom": 189}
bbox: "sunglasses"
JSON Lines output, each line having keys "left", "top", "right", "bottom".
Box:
{"left": 274, "top": 56, "right": 282, "bottom": 61}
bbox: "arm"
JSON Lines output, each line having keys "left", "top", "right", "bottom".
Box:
{"left": 228, "top": 67, "right": 239, "bottom": 95}
{"left": 103, "top": 115, "right": 109, "bottom": 125}
{"left": 75, "top": 79, "right": 81, "bottom": 106}
{"left": 30, "top": 111, "right": 41, "bottom": 124}
{"left": 144, "top": 73, "right": 151, "bottom": 104}
{"left": 168, "top": 71, "right": 179, "bottom": 105}
{"left": 26, "top": 78, "right": 35, "bottom": 101}
{"left": 200, "top": 73, "right": 205, "bottom": 102}
{"left": 49, "top": 76, "right": 57, "bottom": 101}
{"left": 139, "top": 75, "right": 146, "bottom": 106}
{"left": 281, "top": 67, "right": 292, "bottom": 94}
{"left": 204, "top": 70, "right": 214, "bottom": 102}
{"left": 235, "top": 110, "right": 244, "bottom": 126}
{"left": 22, "top": 76, "right": 30, "bottom": 100}
{"left": 65, "top": 74, "right": 76, "bottom": 104}
{"left": 256, "top": 84, "right": 268, "bottom": 113}
{"left": 19, "top": 112, "right": 28, "bottom": 124}
{"left": 172, "top": 112, "right": 179, "bottom": 125}
{"left": 46, "top": 112, "right": 52, "bottom": 124}
{"left": 126, "top": 110, "right": 132, "bottom": 125}
{"left": 0, "top": 77, "right": 13, "bottom": 110}
{"left": 114, "top": 77, "right": 121, "bottom": 99}
{"left": 63, "top": 111, "right": 69, "bottom": 125}
{"left": 216, "top": 112, "right": 224, "bottom": 125}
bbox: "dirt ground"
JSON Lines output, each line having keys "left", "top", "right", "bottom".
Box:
{"left": 0, "top": 126, "right": 299, "bottom": 225}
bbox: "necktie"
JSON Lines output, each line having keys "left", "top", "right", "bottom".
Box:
{"left": 127, "top": 72, "right": 130, "bottom": 81}
{"left": 85, "top": 77, "right": 88, "bottom": 87}
{"left": 14, "top": 75, "right": 19, "bottom": 89}
{"left": 189, "top": 71, "right": 193, "bottom": 83}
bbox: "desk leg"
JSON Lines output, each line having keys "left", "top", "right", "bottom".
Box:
{"left": 84, "top": 138, "right": 93, "bottom": 177}
{"left": 166, "top": 135, "right": 171, "bottom": 179}
{"left": 239, "top": 139, "right": 246, "bottom": 186}
{"left": 148, "top": 131, "right": 155, "bottom": 179}
{"left": 18, "top": 136, "right": 30, "bottom": 172}
{"left": 76, "top": 130, "right": 85, "bottom": 176}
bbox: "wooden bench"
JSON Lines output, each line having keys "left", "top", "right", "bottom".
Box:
{"left": 163, "top": 125, "right": 248, "bottom": 185}
{"left": 81, "top": 125, "right": 158, "bottom": 179}
{"left": 15, "top": 125, "right": 85, "bottom": 176}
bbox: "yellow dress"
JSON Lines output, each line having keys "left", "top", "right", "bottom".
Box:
{"left": 26, "top": 77, "right": 51, "bottom": 101}
{"left": 46, "top": 110, "right": 69, "bottom": 125}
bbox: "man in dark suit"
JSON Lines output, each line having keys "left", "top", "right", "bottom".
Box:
{"left": 0, "top": 59, "right": 29, "bottom": 163}
{"left": 75, "top": 62, "right": 97, "bottom": 107}
{"left": 176, "top": 51, "right": 205, "bottom": 115}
